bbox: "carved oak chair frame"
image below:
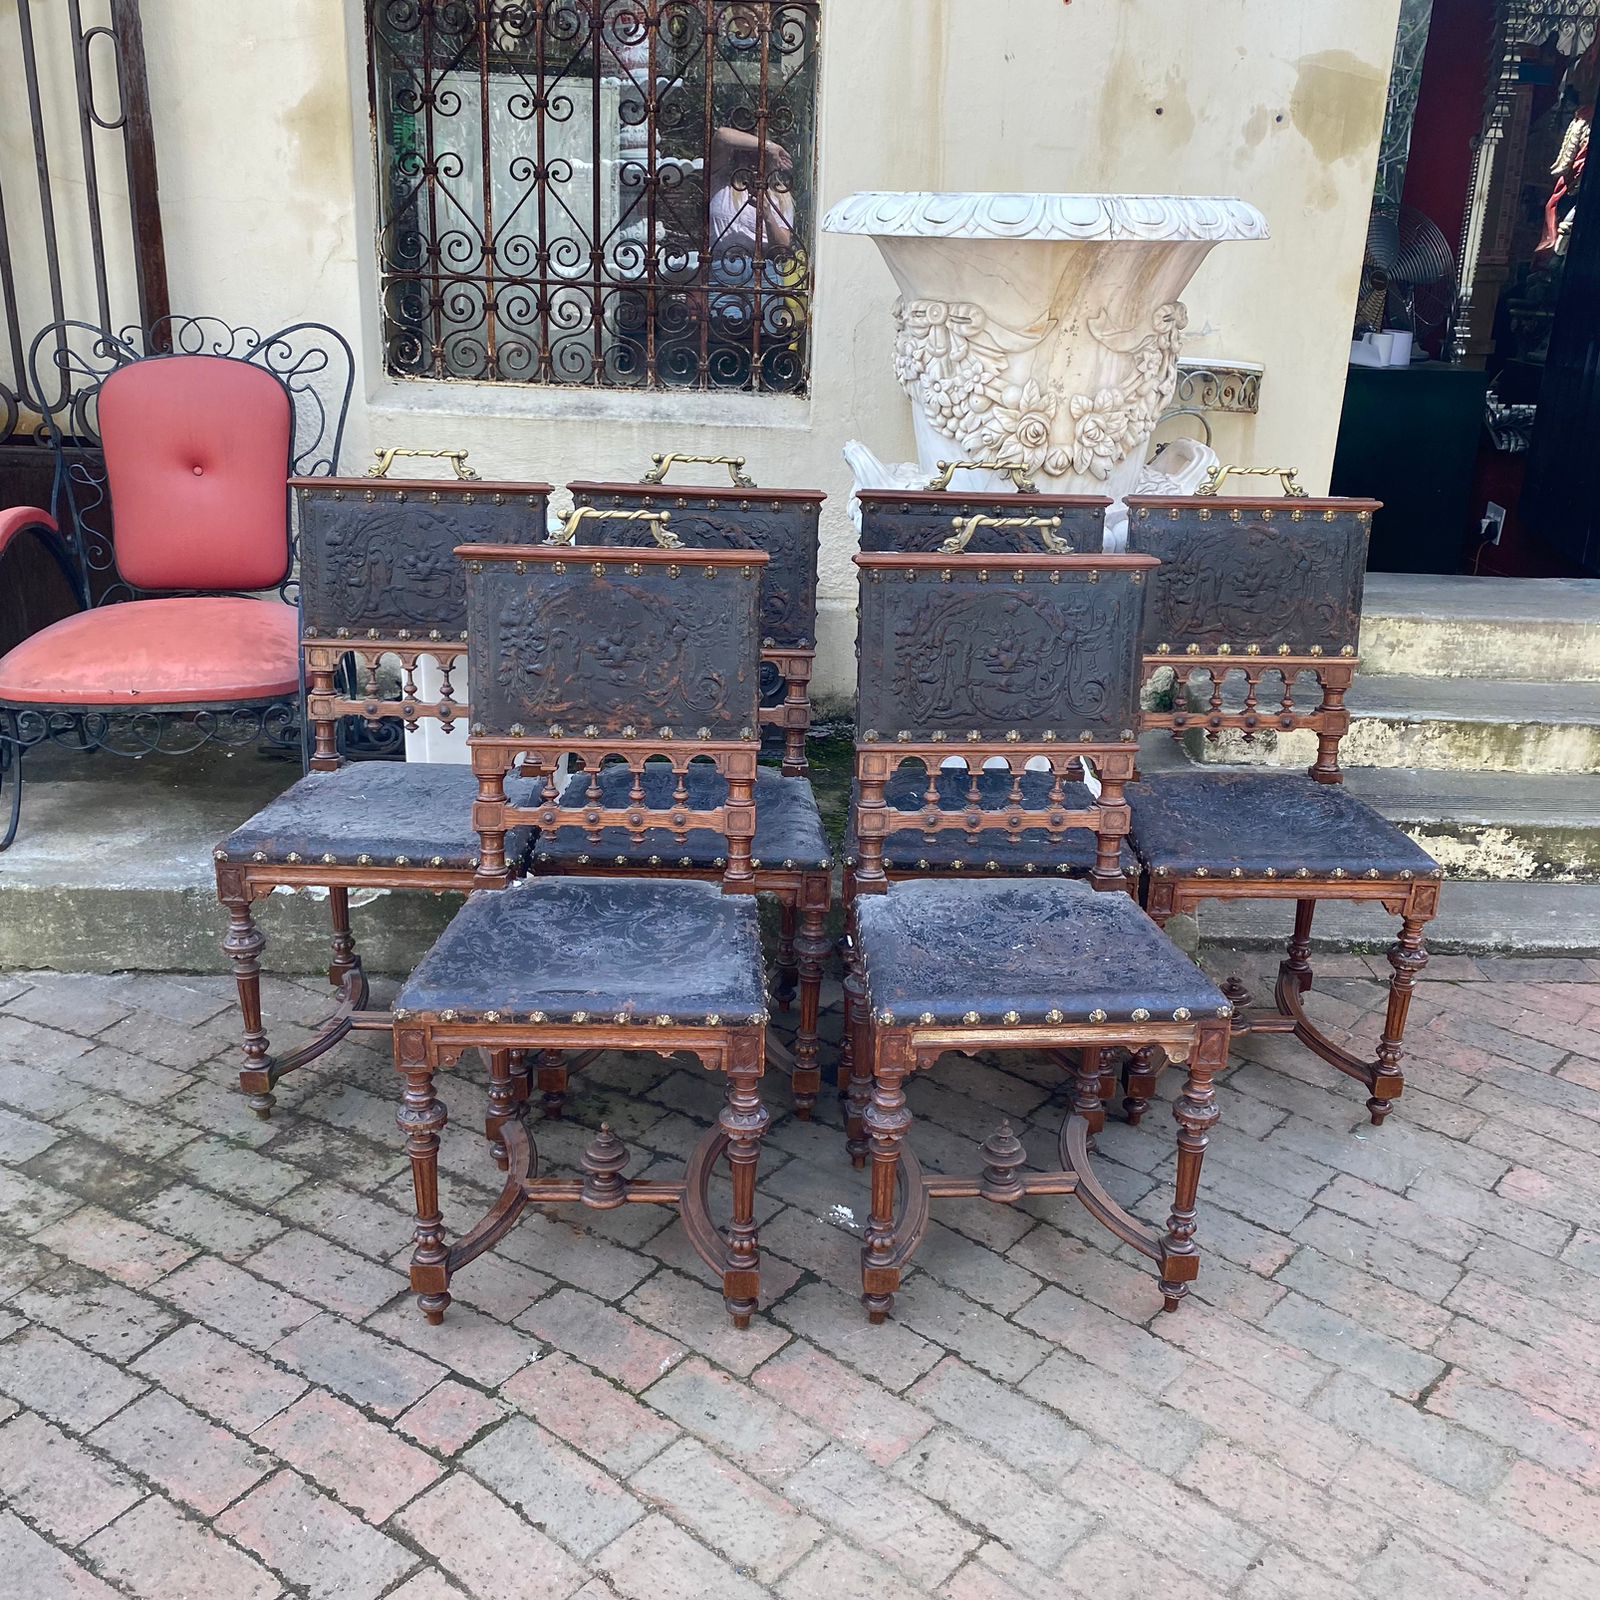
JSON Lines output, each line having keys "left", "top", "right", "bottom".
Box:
{"left": 391, "top": 543, "right": 772, "bottom": 1326}
{"left": 213, "top": 469, "right": 551, "bottom": 1117}
{"left": 839, "top": 495, "right": 1119, "bottom": 1111}
{"left": 550, "top": 470, "right": 832, "bottom": 1118}
{"left": 843, "top": 482, "right": 1121, "bottom": 886}
{"left": 854, "top": 477, "right": 1111, "bottom": 556}
{"left": 844, "top": 549, "right": 1234, "bottom": 1320}
{"left": 1125, "top": 492, "right": 1443, "bottom": 1125}
{"left": 568, "top": 453, "right": 824, "bottom": 775}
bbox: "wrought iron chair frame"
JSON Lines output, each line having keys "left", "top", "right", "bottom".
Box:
{"left": 213, "top": 472, "right": 552, "bottom": 1117}
{"left": 392, "top": 542, "right": 772, "bottom": 1326}
{"left": 1125, "top": 493, "right": 1442, "bottom": 1125}
{"left": 842, "top": 548, "right": 1232, "bottom": 1320}
{"left": 0, "top": 316, "right": 354, "bottom": 850}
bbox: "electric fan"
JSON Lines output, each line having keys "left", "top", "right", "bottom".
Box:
{"left": 1355, "top": 204, "right": 1457, "bottom": 338}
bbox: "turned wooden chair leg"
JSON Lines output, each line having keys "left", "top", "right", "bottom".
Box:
{"left": 327, "top": 885, "right": 361, "bottom": 991}
{"left": 1123, "top": 1045, "right": 1161, "bottom": 1126}
{"left": 396, "top": 1046, "right": 450, "bottom": 1323}
{"left": 719, "top": 1061, "right": 770, "bottom": 1328}
{"left": 1073, "top": 1046, "right": 1108, "bottom": 1142}
{"left": 861, "top": 1046, "right": 911, "bottom": 1324}
{"left": 775, "top": 899, "right": 799, "bottom": 1009}
{"left": 1159, "top": 1029, "right": 1223, "bottom": 1312}
{"left": 537, "top": 1049, "right": 568, "bottom": 1120}
{"left": 844, "top": 949, "right": 872, "bottom": 1168}
{"left": 1371, "top": 913, "right": 1429, "bottom": 1125}
{"left": 223, "top": 896, "right": 274, "bottom": 1119}
{"left": 1283, "top": 898, "right": 1316, "bottom": 994}
{"left": 486, "top": 1048, "right": 519, "bottom": 1171}
{"left": 508, "top": 1050, "right": 531, "bottom": 1106}
{"left": 791, "top": 891, "right": 829, "bottom": 1120}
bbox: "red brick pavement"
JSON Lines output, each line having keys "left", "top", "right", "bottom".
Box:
{"left": 1, "top": 953, "right": 1599, "bottom": 1596}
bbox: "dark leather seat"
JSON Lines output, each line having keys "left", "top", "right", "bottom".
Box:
{"left": 219, "top": 761, "right": 534, "bottom": 871}
{"left": 1127, "top": 771, "right": 1440, "bottom": 881}
{"left": 533, "top": 762, "right": 830, "bottom": 873}
{"left": 855, "top": 876, "right": 1227, "bottom": 1026}
{"left": 394, "top": 876, "right": 768, "bottom": 1025}
{"left": 842, "top": 767, "right": 1137, "bottom": 881}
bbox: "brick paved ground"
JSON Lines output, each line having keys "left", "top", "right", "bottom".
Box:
{"left": 3, "top": 950, "right": 1600, "bottom": 1598}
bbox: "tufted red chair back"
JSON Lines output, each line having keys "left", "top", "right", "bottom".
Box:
{"left": 99, "top": 354, "right": 294, "bottom": 593}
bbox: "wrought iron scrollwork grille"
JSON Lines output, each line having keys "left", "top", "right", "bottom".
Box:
{"left": 366, "top": 0, "right": 820, "bottom": 393}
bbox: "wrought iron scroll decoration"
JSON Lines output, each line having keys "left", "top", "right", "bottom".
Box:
{"left": 366, "top": 0, "right": 821, "bottom": 394}
{"left": 26, "top": 317, "right": 355, "bottom": 610}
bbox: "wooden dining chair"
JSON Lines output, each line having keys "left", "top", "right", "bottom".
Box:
{"left": 1123, "top": 479, "right": 1442, "bottom": 1126}
{"left": 389, "top": 543, "right": 773, "bottom": 1327}
{"left": 845, "top": 547, "right": 1233, "bottom": 1322}
{"left": 550, "top": 462, "right": 832, "bottom": 1117}
{"left": 213, "top": 461, "right": 549, "bottom": 1116}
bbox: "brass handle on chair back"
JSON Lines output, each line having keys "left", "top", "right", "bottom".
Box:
{"left": 548, "top": 506, "right": 681, "bottom": 548}
{"left": 926, "top": 459, "right": 1040, "bottom": 494}
{"left": 367, "top": 447, "right": 479, "bottom": 481}
{"left": 941, "top": 514, "right": 1070, "bottom": 554}
{"left": 1196, "top": 464, "right": 1307, "bottom": 498}
{"left": 640, "top": 452, "right": 756, "bottom": 488}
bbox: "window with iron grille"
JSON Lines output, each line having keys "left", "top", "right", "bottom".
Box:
{"left": 366, "top": 1, "right": 819, "bottom": 393}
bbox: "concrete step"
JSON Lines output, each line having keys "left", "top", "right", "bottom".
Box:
{"left": 1195, "top": 674, "right": 1600, "bottom": 774}
{"left": 1342, "top": 766, "right": 1600, "bottom": 882}
{"left": 0, "top": 744, "right": 463, "bottom": 975}
{"left": 1360, "top": 572, "right": 1600, "bottom": 680}
{"left": 1191, "top": 879, "right": 1600, "bottom": 957}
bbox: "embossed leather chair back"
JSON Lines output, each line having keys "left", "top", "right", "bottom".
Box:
{"left": 566, "top": 469, "right": 823, "bottom": 775}
{"left": 851, "top": 550, "right": 1155, "bottom": 893}
{"left": 461, "top": 543, "right": 768, "bottom": 891}
{"left": 856, "top": 488, "right": 1109, "bottom": 555}
{"left": 292, "top": 476, "right": 551, "bottom": 768}
{"left": 1124, "top": 494, "right": 1377, "bottom": 782}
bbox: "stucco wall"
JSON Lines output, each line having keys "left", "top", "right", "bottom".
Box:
{"left": 90, "top": 0, "right": 1399, "bottom": 705}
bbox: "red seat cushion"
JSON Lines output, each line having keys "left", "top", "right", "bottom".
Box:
{"left": 0, "top": 597, "right": 299, "bottom": 706}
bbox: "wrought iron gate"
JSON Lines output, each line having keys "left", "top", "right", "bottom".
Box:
{"left": 1, "top": 0, "right": 168, "bottom": 448}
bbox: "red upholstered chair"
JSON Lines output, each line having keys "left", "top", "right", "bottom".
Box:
{"left": 0, "top": 318, "right": 353, "bottom": 848}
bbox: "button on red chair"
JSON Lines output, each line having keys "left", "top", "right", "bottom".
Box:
{"left": 0, "top": 318, "right": 353, "bottom": 848}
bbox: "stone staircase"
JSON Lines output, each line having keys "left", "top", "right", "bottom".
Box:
{"left": 1191, "top": 572, "right": 1600, "bottom": 954}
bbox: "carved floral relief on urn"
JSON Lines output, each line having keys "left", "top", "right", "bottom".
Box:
{"left": 824, "top": 193, "right": 1270, "bottom": 513}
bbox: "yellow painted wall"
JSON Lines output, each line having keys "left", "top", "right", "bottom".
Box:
{"left": 9, "top": 0, "right": 1401, "bottom": 704}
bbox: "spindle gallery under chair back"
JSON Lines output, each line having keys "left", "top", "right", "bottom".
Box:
{"left": 459, "top": 543, "right": 768, "bottom": 891}
{"left": 850, "top": 549, "right": 1154, "bottom": 898}
{"left": 1125, "top": 486, "right": 1375, "bottom": 780}
{"left": 566, "top": 454, "right": 822, "bottom": 774}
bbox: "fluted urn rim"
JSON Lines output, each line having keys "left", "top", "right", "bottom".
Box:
{"left": 822, "top": 191, "right": 1270, "bottom": 243}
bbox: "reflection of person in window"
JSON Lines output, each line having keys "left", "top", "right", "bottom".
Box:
{"left": 707, "top": 125, "right": 796, "bottom": 339}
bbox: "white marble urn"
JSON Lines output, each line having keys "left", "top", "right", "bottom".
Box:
{"left": 823, "top": 192, "right": 1269, "bottom": 504}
